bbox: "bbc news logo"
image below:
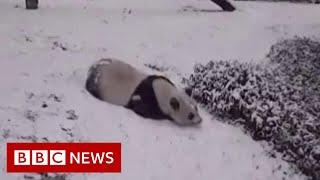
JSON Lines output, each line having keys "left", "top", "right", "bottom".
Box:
{"left": 7, "top": 143, "right": 121, "bottom": 173}
{"left": 14, "top": 150, "right": 67, "bottom": 166}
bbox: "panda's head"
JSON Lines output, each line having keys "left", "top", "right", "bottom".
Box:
{"left": 153, "top": 77, "right": 202, "bottom": 126}
{"left": 168, "top": 92, "right": 202, "bottom": 126}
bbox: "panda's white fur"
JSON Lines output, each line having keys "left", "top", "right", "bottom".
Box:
{"left": 86, "top": 58, "right": 202, "bottom": 126}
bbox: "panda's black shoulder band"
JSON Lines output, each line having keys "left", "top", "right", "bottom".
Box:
{"left": 125, "top": 75, "right": 174, "bottom": 121}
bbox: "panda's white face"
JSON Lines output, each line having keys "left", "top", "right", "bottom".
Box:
{"left": 169, "top": 94, "right": 202, "bottom": 126}
{"left": 153, "top": 78, "right": 202, "bottom": 126}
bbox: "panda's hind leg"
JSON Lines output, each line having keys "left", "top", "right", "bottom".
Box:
{"left": 85, "top": 65, "right": 102, "bottom": 99}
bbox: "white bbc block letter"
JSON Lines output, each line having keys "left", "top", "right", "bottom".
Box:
{"left": 32, "top": 150, "right": 48, "bottom": 165}
{"left": 14, "top": 150, "right": 30, "bottom": 165}
{"left": 50, "top": 150, "right": 66, "bottom": 165}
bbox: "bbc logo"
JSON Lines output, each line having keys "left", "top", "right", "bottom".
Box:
{"left": 7, "top": 142, "right": 121, "bottom": 173}
{"left": 14, "top": 150, "right": 66, "bottom": 166}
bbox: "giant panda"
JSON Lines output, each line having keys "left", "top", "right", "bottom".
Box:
{"left": 85, "top": 58, "right": 202, "bottom": 126}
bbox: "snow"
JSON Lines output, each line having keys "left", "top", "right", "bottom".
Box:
{"left": 0, "top": 0, "right": 319, "bottom": 179}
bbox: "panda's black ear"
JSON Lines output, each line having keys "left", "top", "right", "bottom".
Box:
{"left": 184, "top": 88, "right": 192, "bottom": 97}
{"left": 170, "top": 97, "right": 180, "bottom": 111}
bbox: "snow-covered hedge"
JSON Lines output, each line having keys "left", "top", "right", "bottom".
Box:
{"left": 184, "top": 37, "right": 320, "bottom": 179}
{"left": 268, "top": 37, "right": 320, "bottom": 113}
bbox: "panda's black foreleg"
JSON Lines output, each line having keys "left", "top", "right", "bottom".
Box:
{"left": 125, "top": 97, "right": 153, "bottom": 119}
{"left": 126, "top": 94, "right": 172, "bottom": 121}
{"left": 210, "top": 0, "right": 236, "bottom": 11}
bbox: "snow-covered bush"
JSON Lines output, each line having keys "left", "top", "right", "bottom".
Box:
{"left": 268, "top": 37, "right": 320, "bottom": 118}
{"left": 184, "top": 37, "right": 320, "bottom": 179}
{"left": 268, "top": 37, "right": 320, "bottom": 88}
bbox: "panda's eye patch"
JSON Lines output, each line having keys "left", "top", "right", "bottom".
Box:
{"left": 188, "top": 113, "right": 195, "bottom": 120}
{"left": 170, "top": 97, "right": 180, "bottom": 111}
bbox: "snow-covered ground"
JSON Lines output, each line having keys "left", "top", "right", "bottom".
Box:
{"left": 0, "top": 0, "right": 319, "bottom": 179}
